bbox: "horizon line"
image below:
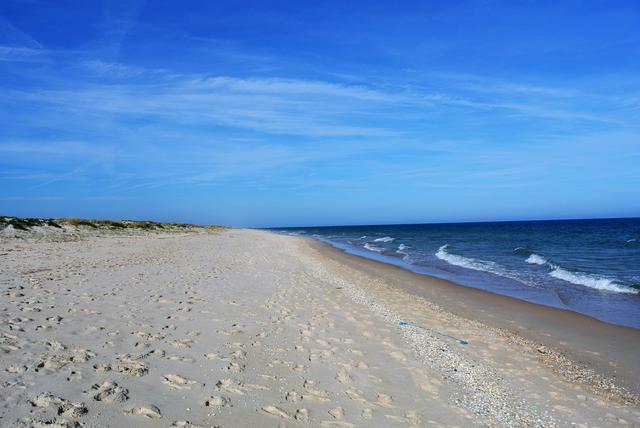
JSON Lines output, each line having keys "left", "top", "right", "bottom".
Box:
{"left": 266, "top": 215, "right": 640, "bottom": 229}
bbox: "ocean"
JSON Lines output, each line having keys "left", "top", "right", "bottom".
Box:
{"left": 275, "top": 218, "right": 640, "bottom": 329}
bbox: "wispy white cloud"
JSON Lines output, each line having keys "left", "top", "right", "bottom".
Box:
{"left": 0, "top": 14, "right": 48, "bottom": 62}
{"left": 6, "top": 76, "right": 401, "bottom": 137}
{"left": 0, "top": 141, "right": 116, "bottom": 158}
{"left": 82, "top": 60, "right": 146, "bottom": 78}
{"left": 0, "top": 45, "right": 45, "bottom": 62}
{"left": 5, "top": 65, "right": 624, "bottom": 147}
{"left": 0, "top": 15, "right": 42, "bottom": 48}
{"left": 2, "top": 49, "right": 638, "bottom": 197}
{"left": 96, "top": 0, "right": 145, "bottom": 60}
{"left": 422, "top": 72, "right": 576, "bottom": 97}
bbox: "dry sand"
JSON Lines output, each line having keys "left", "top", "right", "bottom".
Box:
{"left": 1, "top": 228, "right": 639, "bottom": 427}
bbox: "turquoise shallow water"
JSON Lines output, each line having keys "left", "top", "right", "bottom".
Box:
{"left": 275, "top": 218, "right": 640, "bottom": 329}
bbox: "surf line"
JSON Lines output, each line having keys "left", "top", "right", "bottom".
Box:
{"left": 399, "top": 321, "right": 469, "bottom": 345}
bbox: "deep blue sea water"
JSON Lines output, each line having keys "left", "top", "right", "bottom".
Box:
{"left": 274, "top": 218, "right": 640, "bottom": 329}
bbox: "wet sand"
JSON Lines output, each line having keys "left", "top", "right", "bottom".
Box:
{"left": 311, "top": 239, "right": 640, "bottom": 395}
{"left": 1, "top": 228, "right": 638, "bottom": 427}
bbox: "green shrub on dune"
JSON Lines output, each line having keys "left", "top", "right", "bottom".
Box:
{"left": 61, "top": 218, "right": 98, "bottom": 228}
{"left": 1, "top": 215, "right": 227, "bottom": 233}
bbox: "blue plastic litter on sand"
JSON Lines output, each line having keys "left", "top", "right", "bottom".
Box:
{"left": 399, "top": 321, "right": 468, "bottom": 345}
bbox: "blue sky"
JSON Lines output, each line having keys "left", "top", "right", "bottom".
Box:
{"left": 1, "top": 0, "right": 639, "bottom": 227}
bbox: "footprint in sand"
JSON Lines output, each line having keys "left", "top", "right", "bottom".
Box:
{"left": 29, "top": 392, "right": 61, "bottom": 408}
{"left": 361, "top": 408, "right": 373, "bottom": 419}
{"left": 70, "top": 348, "right": 96, "bottom": 363}
{"left": 328, "top": 406, "right": 345, "bottom": 419}
{"left": 285, "top": 391, "right": 302, "bottom": 402}
{"left": 295, "top": 408, "right": 310, "bottom": 422}
{"left": 385, "top": 411, "right": 421, "bottom": 427}
{"left": 46, "top": 340, "right": 67, "bottom": 351}
{"left": 205, "top": 395, "right": 231, "bottom": 407}
{"left": 320, "top": 421, "right": 355, "bottom": 427}
{"left": 302, "top": 380, "right": 330, "bottom": 402}
{"left": 262, "top": 405, "right": 290, "bottom": 419}
{"left": 376, "top": 393, "right": 394, "bottom": 408}
{"left": 12, "top": 417, "right": 81, "bottom": 428}
{"left": 216, "top": 378, "right": 245, "bottom": 395}
{"left": 336, "top": 369, "right": 353, "bottom": 384}
{"left": 126, "top": 404, "right": 162, "bottom": 419}
{"left": 35, "top": 355, "right": 70, "bottom": 372}
{"left": 260, "top": 374, "right": 278, "bottom": 381}
{"left": 167, "top": 356, "right": 196, "bottom": 363}
{"left": 229, "top": 350, "right": 247, "bottom": 359}
{"left": 222, "top": 362, "right": 245, "bottom": 373}
{"left": 58, "top": 401, "right": 89, "bottom": 418}
{"left": 243, "top": 382, "right": 269, "bottom": 392}
{"left": 169, "top": 339, "right": 193, "bottom": 348}
{"left": 115, "top": 359, "right": 149, "bottom": 377}
{"left": 29, "top": 392, "right": 88, "bottom": 418}
{"left": 344, "top": 389, "right": 369, "bottom": 405}
{"left": 162, "top": 373, "right": 196, "bottom": 389}
{"left": 46, "top": 315, "right": 63, "bottom": 324}
{"left": 93, "top": 363, "right": 112, "bottom": 373}
{"left": 172, "top": 420, "right": 203, "bottom": 428}
{"left": 94, "top": 359, "right": 149, "bottom": 377}
{"left": 87, "top": 381, "right": 129, "bottom": 402}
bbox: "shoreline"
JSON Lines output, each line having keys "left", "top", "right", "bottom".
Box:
{"left": 303, "top": 234, "right": 639, "bottom": 329}
{"left": 305, "top": 236, "right": 640, "bottom": 395}
{"left": 2, "top": 228, "right": 639, "bottom": 426}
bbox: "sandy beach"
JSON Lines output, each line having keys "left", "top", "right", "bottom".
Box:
{"left": 1, "top": 227, "right": 639, "bottom": 427}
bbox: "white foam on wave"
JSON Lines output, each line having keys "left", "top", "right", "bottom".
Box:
{"left": 520, "top": 251, "right": 638, "bottom": 294}
{"left": 396, "top": 243, "right": 410, "bottom": 261}
{"left": 525, "top": 254, "right": 548, "bottom": 265}
{"left": 549, "top": 267, "right": 638, "bottom": 294}
{"left": 435, "top": 244, "right": 543, "bottom": 289}
{"left": 373, "top": 236, "right": 395, "bottom": 243}
{"left": 364, "top": 243, "right": 384, "bottom": 253}
{"left": 435, "top": 244, "right": 498, "bottom": 273}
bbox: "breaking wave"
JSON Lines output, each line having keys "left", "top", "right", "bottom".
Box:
{"left": 525, "top": 253, "right": 548, "bottom": 265}
{"left": 395, "top": 243, "right": 411, "bottom": 261}
{"left": 363, "top": 243, "right": 383, "bottom": 253}
{"left": 521, "top": 251, "right": 638, "bottom": 294}
{"left": 435, "top": 244, "right": 500, "bottom": 273}
{"left": 373, "top": 236, "right": 395, "bottom": 243}
{"left": 549, "top": 267, "right": 637, "bottom": 294}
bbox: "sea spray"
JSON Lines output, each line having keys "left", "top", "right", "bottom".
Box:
{"left": 373, "top": 236, "right": 395, "bottom": 243}
{"left": 526, "top": 254, "right": 548, "bottom": 265}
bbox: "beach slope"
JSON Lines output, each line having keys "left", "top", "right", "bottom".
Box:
{"left": 1, "top": 228, "right": 638, "bottom": 427}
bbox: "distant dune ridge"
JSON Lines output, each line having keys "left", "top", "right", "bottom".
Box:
{"left": 1, "top": 218, "right": 639, "bottom": 427}
{"left": 0, "top": 216, "right": 225, "bottom": 237}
